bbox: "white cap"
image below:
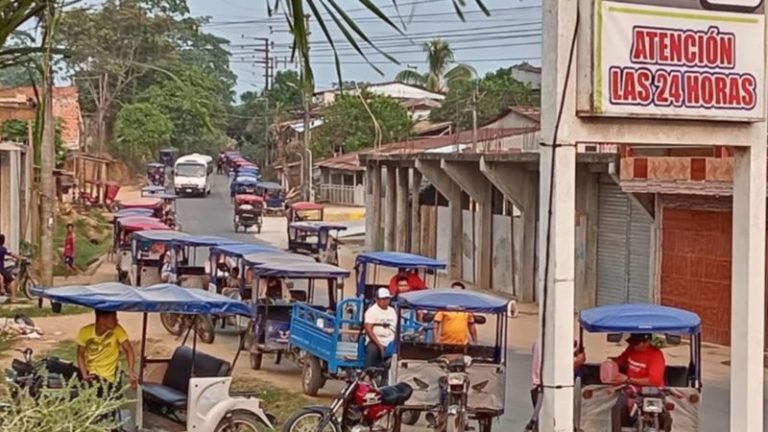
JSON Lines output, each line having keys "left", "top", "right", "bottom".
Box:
{"left": 376, "top": 287, "right": 392, "bottom": 299}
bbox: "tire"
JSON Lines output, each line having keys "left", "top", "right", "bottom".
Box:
{"left": 446, "top": 413, "right": 466, "bottom": 432}
{"left": 250, "top": 352, "right": 263, "bottom": 370}
{"left": 196, "top": 315, "right": 216, "bottom": 344}
{"left": 214, "top": 410, "right": 266, "bottom": 432}
{"left": 402, "top": 411, "right": 420, "bottom": 426}
{"left": 20, "top": 275, "right": 36, "bottom": 300}
{"left": 302, "top": 356, "right": 323, "bottom": 396}
{"left": 160, "top": 313, "right": 184, "bottom": 336}
{"left": 282, "top": 410, "right": 340, "bottom": 432}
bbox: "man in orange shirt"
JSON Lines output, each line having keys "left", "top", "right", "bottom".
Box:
{"left": 433, "top": 309, "right": 478, "bottom": 346}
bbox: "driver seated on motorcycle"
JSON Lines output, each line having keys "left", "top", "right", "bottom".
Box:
{"left": 76, "top": 310, "right": 137, "bottom": 393}
{"left": 257, "top": 276, "right": 291, "bottom": 302}
{"left": 0, "top": 234, "right": 22, "bottom": 302}
{"left": 364, "top": 288, "right": 398, "bottom": 370}
{"left": 388, "top": 269, "right": 426, "bottom": 297}
{"left": 221, "top": 267, "right": 241, "bottom": 298}
{"left": 606, "top": 333, "right": 671, "bottom": 432}
{"left": 160, "top": 252, "right": 177, "bottom": 284}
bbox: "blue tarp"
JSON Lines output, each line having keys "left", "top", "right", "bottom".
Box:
{"left": 290, "top": 221, "right": 348, "bottom": 232}
{"left": 133, "top": 230, "right": 190, "bottom": 243}
{"left": 579, "top": 304, "right": 701, "bottom": 334}
{"left": 233, "top": 176, "right": 259, "bottom": 184}
{"left": 398, "top": 288, "right": 510, "bottom": 313}
{"left": 114, "top": 209, "right": 155, "bottom": 219}
{"left": 242, "top": 251, "right": 315, "bottom": 266}
{"left": 355, "top": 251, "right": 446, "bottom": 269}
{"left": 172, "top": 235, "right": 241, "bottom": 247}
{"left": 31, "top": 283, "right": 250, "bottom": 316}
{"left": 141, "top": 185, "right": 166, "bottom": 193}
{"left": 210, "top": 243, "right": 278, "bottom": 259}
{"left": 251, "top": 261, "right": 350, "bottom": 278}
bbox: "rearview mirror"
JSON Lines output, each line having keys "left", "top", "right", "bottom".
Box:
{"left": 665, "top": 334, "right": 682, "bottom": 345}
{"left": 474, "top": 315, "right": 487, "bottom": 325}
{"left": 606, "top": 333, "right": 623, "bottom": 343}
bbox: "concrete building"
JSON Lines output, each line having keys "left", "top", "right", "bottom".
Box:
{"left": 510, "top": 63, "right": 541, "bottom": 90}
{"left": 9, "top": 86, "right": 81, "bottom": 150}
{"left": 313, "top": 82, "right": 445, "bottom": 108}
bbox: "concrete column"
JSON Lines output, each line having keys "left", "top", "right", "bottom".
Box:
{"left": 9, "top": 150, "right": 19, "bottom": 252}
{"left": 730, "top": 144, "right": 766, "bottom": 432}
{"left": 410, "top": 170, "right": 422, "bottom": 255}
{"left": 479, "top": 158, "right": 537, "bottom": 302}
{"left": 396, "top": 167, "right": 409, "bottom": 252}
{"left": 539, "top": 0, "right": 576, "bottom": 429}
{"left": 365, "top": 163, "right": 382, "bottom": 251}
{"left": 384, "top": 164, "right": 396, "bottom": 251}
{"left": 441, "top": 160, "right": 492, "bottom": 290}
{"left": 415, "top": 159, "right": 462, "bottom": 279}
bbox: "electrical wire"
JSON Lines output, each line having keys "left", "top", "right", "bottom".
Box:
{"left": 526, "top": 6, "right": 580, "bottom": 432}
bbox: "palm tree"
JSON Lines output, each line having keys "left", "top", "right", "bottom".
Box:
{"left": 395, "top": 39, "right": 475, "bottom": 93}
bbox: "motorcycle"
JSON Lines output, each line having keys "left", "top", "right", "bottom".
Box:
{"left": 5, "top": 348, "right": 81, "bottom": 399}
{"left": 619, "top": 385, "right": 677, "bottom": 432}
{"left": 282, "top": 367, "right": 413, "bottom": 432}
{"left": 421, "top": 355, "right": 473, "bottom": 432}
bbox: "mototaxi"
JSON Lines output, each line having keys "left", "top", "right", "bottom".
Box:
{"left": 159, "top": 147, "right": 178, "bottom": 167}
{"left": 147, "top": 163, "right": 166, "bottom": 187}
{"left": 31, "top": 282, "right": 275, "bottom": 432}
{"left": 255, "top": 181, "right": 284, "bottom": 215}
{"left": 114, "top": 217, "right": 169, "bottom": 283}
{"left": 208, "top": 243, "right": 282, "bottom": 295}
{"left": 117, "top": 198, "right": 164, "bottom": 219}
{"left": 231, "top": 176, "right": 259, "bottom": 200}
{"left": 233, "top": 194, "right": 264, "bottom": 233}
{"left": 393, "top": 289, "right": 512, "bottom": 432}
{"left": 287, "top": 221, "right": 347, "bottom": 265}
{"left": 243, "top": 258, "right": 349, "bottom": 393}
{"left": 574, "top": 304, "right": 702, "bottom": 432}
{"left": 287, "top": 201, "right": 324, "bottom": 223}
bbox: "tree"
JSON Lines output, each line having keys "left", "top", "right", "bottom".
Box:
{"left": 313, "top": 92, "right": 412, "bottom": 158}
{"left": 430, "top": 67, "right": 539, "bottom": 129}
{"left": 394, "top": 39, "right": 475, "bottom": 93}
{"left": 56, "top": 0, "right": 187, "bottom": 152}
{"left": 114, "top": 102, "right": 173, "bottom": 162}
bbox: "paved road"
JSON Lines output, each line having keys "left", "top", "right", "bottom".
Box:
{"left": 175, "top": 175, "right": 768, "bottom": 432}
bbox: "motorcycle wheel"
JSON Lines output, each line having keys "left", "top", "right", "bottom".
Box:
{"left": 214, "top": 411, "right": 266, "bottom": 432}
{"left": 196, "top": 315, "right": 216, "bottom": 344}
{"left": 402, "top": 411, "right": 420, "bottom": 426}
{"left": 446, "top": 413, "right": 466, "bottom": 432}
{"left": 282, "top": 410, "right": 340, "bottom": 432}
{"left": 160, "top": 313, "right": 184, "bottom": 336}
{"left": 20, "top": 275, "right": 37, "bottom": 300}
{"left": 302, "top": 356, "right": 323, "bottom": 396}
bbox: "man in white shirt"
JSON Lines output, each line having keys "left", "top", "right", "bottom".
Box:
{"left": 160, "top": 252, "right": 176, "bottom": 284}
{"left": 364, "top": 288, "right": 398, "bottom": 369}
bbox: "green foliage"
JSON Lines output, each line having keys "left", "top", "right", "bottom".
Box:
{"left": 430, "top": 67, "right": 539, "bottom": 129}
{"left": 114, "top": 102, "right": 173, "bottom": 162}
{"left": 0, "top": 305, "right": 89, "bottom": 319}
{"left": 52, "top": 213, "right": 112, "bottom": 276}
{"left": 395, "top": 39, "right": 475, "bottom": 93}
{"left": 2, "top": 118, "right": 66, "bottom": 168}
{"left": 313, "top": 92, "right": 412, "bottom": 158}
{"left": 0, "top": 379, "right": 126, "bottom": 432}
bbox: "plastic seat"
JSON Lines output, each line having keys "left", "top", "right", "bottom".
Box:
{"left": 379, "top": 382, "right": 413, "bottom": 405}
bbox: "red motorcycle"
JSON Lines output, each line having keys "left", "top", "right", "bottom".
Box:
{"left": 282, "top": 367, "right": 414, "bottom": 432}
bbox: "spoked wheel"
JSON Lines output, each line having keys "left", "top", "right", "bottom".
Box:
{"left": 214, "top": 411, "right": 266, "bottom": 432}
{"left": 302, "top": 356, "right": 323, "bottom": 396}
{"left": 196, "top": 315, "right": 216, "bottom": 344}
{"left": 282, "top": 410, "right": 340, "bottom": 432}
{"left": 19, "top": 274, "right": 37, "bottom": 300}
{"left": 160, "top": 313, "right": 184, "bottom": 336}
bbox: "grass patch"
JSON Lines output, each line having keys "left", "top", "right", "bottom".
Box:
{"left": 48, "top": 339, "right": 78, "bottom": 361}
{"left": 0, "top": 304, "right": 90, "bottom": 318}
{"left": 53, "top": 211, "right": 112, "bottom": 276}
{"left": 232, "top": 377, "right": 315, "bottom": 427}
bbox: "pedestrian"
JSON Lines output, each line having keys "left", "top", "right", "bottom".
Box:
{"left": 0, "top": 234, "right": 22, "bottom": 302}
{"left": 64, "top": 223, "right": 76, "bottom": 276}
{"left": 76, "top": 310, "right": 137, "bottom": 393}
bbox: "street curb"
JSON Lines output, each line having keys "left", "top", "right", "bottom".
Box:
{"left": 323, "top": 210, "right": 366, "bottom": 221}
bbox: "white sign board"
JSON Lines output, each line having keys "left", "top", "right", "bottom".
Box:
{"left": 593, "top": 0, "right": 765, "bottom": 121}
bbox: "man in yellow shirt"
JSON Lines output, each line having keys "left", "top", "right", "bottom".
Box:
{"left": 433, "top": 310, "right": 478, "bottom": 345}
{"left": 76, "top": 310, "right": 137, "bottom": 390}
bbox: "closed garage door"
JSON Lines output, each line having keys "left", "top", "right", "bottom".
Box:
{"left": 596, "top": 178, "right": 653, "bottom": 305}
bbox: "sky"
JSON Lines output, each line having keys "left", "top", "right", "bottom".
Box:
{"left": 187, "top": 0, "right": 542, "bottom": 96}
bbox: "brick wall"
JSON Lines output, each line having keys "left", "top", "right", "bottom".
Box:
{"left": 660, "top": 207, "right": 733, "bottom": 345}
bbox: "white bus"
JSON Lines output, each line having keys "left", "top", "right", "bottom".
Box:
{"left": 174, "top": 154, "right": 212, "bottom": 197}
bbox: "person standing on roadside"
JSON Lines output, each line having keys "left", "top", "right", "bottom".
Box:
{"left": 64, "top": 223, "right": 76, "bottom": 276}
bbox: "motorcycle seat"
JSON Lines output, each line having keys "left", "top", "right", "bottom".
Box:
{"left": 379, "top": 382, "right": 413, "bottom": 406}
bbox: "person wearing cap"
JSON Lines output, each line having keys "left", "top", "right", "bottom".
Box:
{"left": 608, "top": 333, "right": 670, "bottom": 432}
{"left": 363, "top": 288, "right": 398, "bottom": 369}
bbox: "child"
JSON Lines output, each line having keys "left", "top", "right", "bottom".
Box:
{"left": 64, "top": 223, "right": 76, "bottom": 275}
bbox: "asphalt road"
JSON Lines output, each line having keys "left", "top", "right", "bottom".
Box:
{"left": 174, "top": 174, "right": 768, "bottom": 432}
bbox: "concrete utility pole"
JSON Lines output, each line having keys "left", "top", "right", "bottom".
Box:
{"left": 301, "top": 14, "right": 312, "bottom": 201}
{"left": 39, "top": 2, "right": 56, "bottom": 288}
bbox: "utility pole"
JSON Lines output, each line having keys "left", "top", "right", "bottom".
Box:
{"left": 301, "top": 14, "right": 312, "bottom": 201}
{"left": 263, "top": 38, "right": 271, "bottom": 166}
{"left": 39, "top": 2, "right": 56, "bottom": 288}
{"left": 472, "top": 82, "right": 478, "bottom": 148}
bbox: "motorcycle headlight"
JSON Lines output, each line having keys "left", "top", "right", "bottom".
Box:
{"left": 643, "top": 397, "right": 664, "bottom": 414}
{"left": 447, "top": 372, "right": 467, "bottom": 386}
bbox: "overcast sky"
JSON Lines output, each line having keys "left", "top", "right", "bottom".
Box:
{"left": 187, "top": 0, "right": 542, "bottom": 96}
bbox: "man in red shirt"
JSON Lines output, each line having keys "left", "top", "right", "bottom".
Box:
{"left": 388, "top": 269, "right": 426, "bottom": 296}
{"left": 609, "top": 333, "right": 671, "bottom": 432}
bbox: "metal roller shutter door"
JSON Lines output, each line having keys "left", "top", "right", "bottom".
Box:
{"left": 596, "top": 178, "right": 652, "bottom": 305}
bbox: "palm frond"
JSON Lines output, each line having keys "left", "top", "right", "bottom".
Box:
{"left": 444, "top": 63, "right": 476, "bottom": 86}
{"left": 395, "top": 69, "right": 426, "bottom": 86}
